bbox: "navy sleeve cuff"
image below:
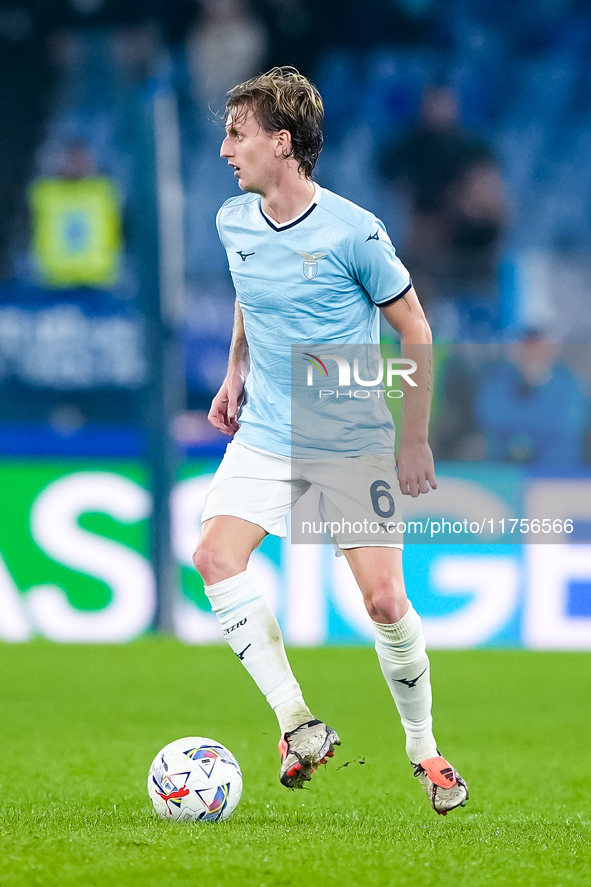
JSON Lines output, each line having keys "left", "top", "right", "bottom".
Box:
{"left": 375, "top": 280, "right": 412, "bottom": 307}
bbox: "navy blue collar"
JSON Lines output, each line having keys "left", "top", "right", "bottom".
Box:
{"left": 260, "top": 201, "right": 318, "bottom": 232}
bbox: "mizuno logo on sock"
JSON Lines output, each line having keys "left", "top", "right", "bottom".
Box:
{"left": 223, "top": 618, "right": 247, "bottom": 636}
{"left": 395, "top": 666, "right": 427, "bottom": 689}
{"left": 235, "top": 644, "right": 251, "bottom": 661}
{"left": 237, "top": 250, "right": 255, "bottom": 261}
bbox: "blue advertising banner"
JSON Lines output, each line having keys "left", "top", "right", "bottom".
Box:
{"left": 0, "top": 459, "right": 590, "bottom": 649}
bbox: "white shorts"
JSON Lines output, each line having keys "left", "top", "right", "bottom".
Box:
{"left": 201, "top": 441, "right": 404, "bottom": 551}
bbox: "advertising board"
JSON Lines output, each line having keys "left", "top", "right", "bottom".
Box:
{"left": 1, "top": 460, "right": 590, "bottom": 648}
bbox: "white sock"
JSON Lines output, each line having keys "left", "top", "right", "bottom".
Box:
{"left": 372, "top": 605, "right": 438, "bottom": 764}
{"left": 205, "top": 571, "right": 313, "bottom": 734}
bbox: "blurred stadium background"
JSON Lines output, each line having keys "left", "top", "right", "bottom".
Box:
{"left": 1, "top": 0, "right": 591, "bottom": 649}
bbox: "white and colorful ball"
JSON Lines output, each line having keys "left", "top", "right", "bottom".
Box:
{"left": 147, "top": 736, "right": 242, "bottom": 822}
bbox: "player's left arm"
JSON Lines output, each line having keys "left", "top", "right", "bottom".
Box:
{"left": 380, "top": 287, "right": 437, "bottom": 497}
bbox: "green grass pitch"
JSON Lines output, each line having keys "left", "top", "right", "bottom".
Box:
{"left": 0, "top": 642, "right": 590, "bottom": 887}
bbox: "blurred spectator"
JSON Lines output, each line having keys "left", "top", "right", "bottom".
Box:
{"left": 380, "top": 85, "right": 508, "bottom": 341}
{"left": 29, "top": 139, "right": 123, "bottom": 288}
{"left": 186, "top": 0, "right": 267, "bottom": 114}
{"left": 475, "top": 333, "right": 591, "bottom": 465}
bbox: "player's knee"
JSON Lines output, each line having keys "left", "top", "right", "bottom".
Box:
{"left": 363, "top": 580, "right": 407, "bottom": 624}
{"left": 191, "top": 542, "right": 207, "bottom": 578}
{"left": 192, "top": 540, "right": 235, "bottom": 586}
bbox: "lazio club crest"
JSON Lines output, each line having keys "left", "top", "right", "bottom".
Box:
{"left": 295, "top": 251, "right": 328, "bottom": 279}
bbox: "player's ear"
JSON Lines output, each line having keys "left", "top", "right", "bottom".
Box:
{"left": 275, "top": 129, "right": 292, "bottom": 159}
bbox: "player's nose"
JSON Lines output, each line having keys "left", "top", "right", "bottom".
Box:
{"left": 220, "top": 137, "right": 232, "bottom": 158}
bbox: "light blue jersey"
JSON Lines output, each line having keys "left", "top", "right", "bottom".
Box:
{"left": 216, "top": 186, "right": 411, "bottom": 456}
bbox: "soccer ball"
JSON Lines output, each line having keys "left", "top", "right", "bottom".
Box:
{"left": 147, "top": 736, "right": 243, "bottom": 822}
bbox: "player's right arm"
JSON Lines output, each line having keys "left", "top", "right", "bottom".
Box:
{"left": 208, "top": 300, "right": 249, "bottom": 435}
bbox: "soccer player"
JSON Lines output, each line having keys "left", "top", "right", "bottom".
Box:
{"left": 193, "top": 67, "right": 468, "bottom": 815}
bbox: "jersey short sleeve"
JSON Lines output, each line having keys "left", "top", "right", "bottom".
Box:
{"left": 215, "top": 204, "right": 228, "bottom": 250}
{"left": 348, "top": 217, "right": 411, "bottom": 306}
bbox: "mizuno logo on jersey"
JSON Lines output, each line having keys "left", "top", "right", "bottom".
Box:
{"left": 295, "top": 251, "right": 328, "bottom": 279}
{"left": 237, "top": 250, "right": 255, "bottom": 261}
{"left": 366, "top": 230, "right": 379, "bottom": 242}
